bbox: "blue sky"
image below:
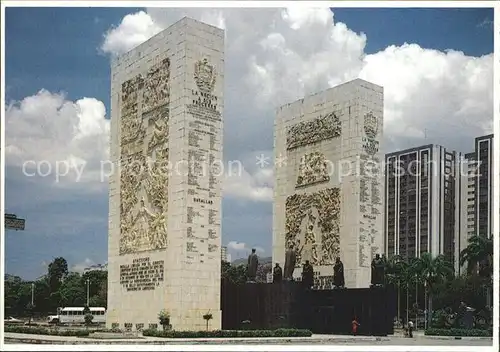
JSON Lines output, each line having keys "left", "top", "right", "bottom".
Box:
{"left": 4, "top": 7, "right": 494, "bottom": 280}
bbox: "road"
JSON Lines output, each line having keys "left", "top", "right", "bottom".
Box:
{"left": 3, "top": 332, "right": 493, "bottom": 346}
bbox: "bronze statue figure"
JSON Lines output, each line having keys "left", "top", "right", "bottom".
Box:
{"left": 246, "top": 248, "right": 259, "bottom": 282}
{"left": 273, "top": 263, "right": 283, "bottom": 283}
{"left": 284, "top": 245, "right": 297, "bottom": 280}
{"left": 370, "top": 253, "right": 385, "bottom": 287}
{"left": 333, "top": 257, "right": 345, "bottom": 288}
{"left": 301, "top": 260, "right": 314, "bottom": 289}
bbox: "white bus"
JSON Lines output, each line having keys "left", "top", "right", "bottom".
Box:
{"left": 47, "top": 307, "right": 106, "bottom": 325}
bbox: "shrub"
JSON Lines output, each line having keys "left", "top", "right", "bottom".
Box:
{"left": 84, "top": 313, "right": 94, "bottom": 327}
{"left": 158, "top": 309, "right": 171, "bottom": 331}
{"left": 142, "top": 328, "right": 312, "bottom": 338}
{"left": 4, "top": 325, "right": 90, "bottom": 337}
{"left": 425, "top": 328, "right": 492, "bottom": 337}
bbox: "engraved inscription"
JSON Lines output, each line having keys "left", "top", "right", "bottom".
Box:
{"left": 120, "top": 258, "right": 164, "bottom": 291}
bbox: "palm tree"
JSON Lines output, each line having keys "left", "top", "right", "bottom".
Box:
{"left": 385, "top": 255, "right": 407, "bottom": 324}
{"left": 460, "top": 235, "right": 493, "bottom": 307}
{"left": 459, "top": 235, "right": 493, "bottom": 278}
{"left": 411, "top": 253, "right": 454, "bottom": 328}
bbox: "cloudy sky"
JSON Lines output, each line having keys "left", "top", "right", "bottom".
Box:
{"left": 4, "top": 6, "right": 494, "bottom": 280}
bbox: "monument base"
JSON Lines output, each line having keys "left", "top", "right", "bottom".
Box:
{"left": 221, "top": 280, "right": 395, "bottom": 336}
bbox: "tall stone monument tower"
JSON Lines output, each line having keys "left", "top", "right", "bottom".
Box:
{"left": 272, "top": 79, "right": 384, "bottom": 289}
{"left": 107, "top": 18, "right": 224, "bottom": 331}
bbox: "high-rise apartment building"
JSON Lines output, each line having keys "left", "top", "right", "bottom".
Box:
{"left": 384, "top": 145, "right": 467, "bottom": 269}
{"left": 471, "top": 135, "right": 494, "bottom": 238}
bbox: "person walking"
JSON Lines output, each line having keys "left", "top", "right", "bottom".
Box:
{"left": 351, "top": 317, "right": 360, "bottom": 336}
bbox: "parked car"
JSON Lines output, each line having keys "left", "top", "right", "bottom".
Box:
{"left": 4, "top": 316, "right": 24, "bottom": 325}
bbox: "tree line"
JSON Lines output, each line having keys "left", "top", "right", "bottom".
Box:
{"left": 5, "top": 257, "right": 107, "bottom": 318}
{"left": 4, "top": 235, "right": 492, "bottom": 328}
{"left": 383, "top": 234, "right": 493, "bottom": 328}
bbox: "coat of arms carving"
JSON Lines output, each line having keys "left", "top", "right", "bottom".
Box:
{"left": 194, "top": 58, "right": 217, "bottom": 94}
{"left": 363, "top": 112, "right": 378, "bottom": 139}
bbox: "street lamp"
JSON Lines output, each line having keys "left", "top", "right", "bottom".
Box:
{"left": 31, "top": 283, "right": 35, "bottom": 306}
{"left": 86, "top": 279, "right": 90, "bottom": 307}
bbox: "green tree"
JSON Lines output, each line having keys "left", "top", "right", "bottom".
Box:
{"left": 47, "top": 257, "right": 69, "bottom": 293}
{"left": 459, "top": 235, "right": 493, "bottom": 277}
{"left": 221, "top": 261, "right": 246, "bottom": 285}
{"left": 256, "top": 262, "right": 272, "bottom": 283}
{"left": 58, "top": 272, "right": 86, "bottom": 307}
{"left": 82, "top": 270, "right": 108, "bottom": 307}
{"left": 411, "top": 253, "right": 454, "bottom": 327}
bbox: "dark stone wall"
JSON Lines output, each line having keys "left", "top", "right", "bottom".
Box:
{"left": 221, "top": 280, "right": 396, "bottom": 336}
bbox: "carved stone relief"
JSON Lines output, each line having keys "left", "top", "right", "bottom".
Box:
{"left": 362, "top": 111, "right": 379, "bottom": 156}
{"left": 296, "top": 152, "right": 330, "bottom": 188}
{"left": 287, "top": 112, "right": 341, "bottom": 150}
{"left": 285, "top": 188, "right": 341, "bottom": 266}
{"left": 142, "top": 58, "right": 170, "bottom": 114}
{"left": 119, "top": 56, "right": 171, "bottom": 256}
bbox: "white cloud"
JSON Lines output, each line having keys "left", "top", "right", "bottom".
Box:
{"left": 7, "top": 8, "right": 492, "bottom": 205}
{"left": 101, "top": 11, "right": 162, "bottom": 55}
{"left": 224, "top": 165, "right": 273, "bottom": 202}
{"left": 227, "top": 241, "right": 265, "bottom": 255}
{"left": 71, "top": 258, "right": 96, "bottom": 274}
{"left": 5, "top": 90, "right": 110, "bottom": 191}
{"left": 97, "top": 8, "right": 492, "bottom": 201}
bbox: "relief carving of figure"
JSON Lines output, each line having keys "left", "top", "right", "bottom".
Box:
{"left": 300, "top": 210, "right": 320, "bottom": 265}
{"left": 287, "top": 112, "right": 341, "bottom": 150}
{"left": 142, "top": 58, "right": 170, "bottom": 113}
{"left": 148, "top": 211, "right": 167, "bottom": 250}
{"left": 285, "top": 188, "right": 341, "bottom": 267}
{"left": 148, "top": 120, "right": 168, "bottom": 154}
{"left": 296, "top": 152, "right": 330, "bottom": 188}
